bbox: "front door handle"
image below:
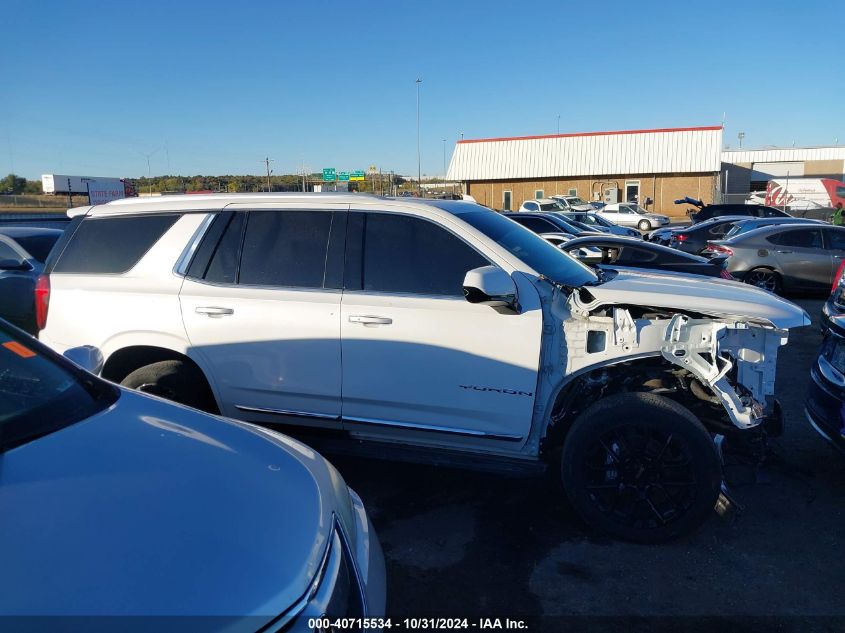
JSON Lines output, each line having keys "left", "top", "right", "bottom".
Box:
{"left": 776, "top": 250, "right": 793, "bottom": 254}
{"left": 195, "top": 306, "right": 234, "bottom": 317}
{"left": 348, "top": 315, "right": 392, "bottom": 325}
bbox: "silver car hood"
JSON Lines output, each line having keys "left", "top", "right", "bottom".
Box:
{"left": 0, "top": 390, "right": 337, "bottom": 617}
{"left": 583, "top": 269, "right": 810, "bottom": 328}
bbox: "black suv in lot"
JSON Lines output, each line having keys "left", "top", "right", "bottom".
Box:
{"left": 687, "top": 203, "right": 791, "bottom": 224}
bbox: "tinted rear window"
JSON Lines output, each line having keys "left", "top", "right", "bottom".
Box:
{"left": 53, "top": 214, "right": 179, "bottom": 274}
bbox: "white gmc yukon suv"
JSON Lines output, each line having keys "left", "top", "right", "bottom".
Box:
{"left": 39, "top": 194, "right": 809, "bottom": 542}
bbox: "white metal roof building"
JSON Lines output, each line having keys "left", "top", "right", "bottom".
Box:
{"left": 446, "top": 126, "right": 724, "bottom": 215}
{"left": 447, "top": 126, "right": 723, "bottom": 181}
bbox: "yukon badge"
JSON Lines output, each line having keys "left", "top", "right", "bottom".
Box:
{"left": 459, "top": 384, "right": 534, "bottom": 397}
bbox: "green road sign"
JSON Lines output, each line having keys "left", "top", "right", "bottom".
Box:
{"left": 338, "top": 172, "right": 350, "bottom": 182}
{"left": 322, "top": 168, "right": 336, "bottom": 182}
{"left": 350, "top": 170, "right": 365, "bottom": 181}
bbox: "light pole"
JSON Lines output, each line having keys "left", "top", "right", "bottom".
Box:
{"left": 416, "top": 78, "right": 422, "bottom": 196}
{"left": 737, "top": 132, "right": 745, "bottom": 149}
{"left": 442, "top": 138, "right": 447, "bottom": 195}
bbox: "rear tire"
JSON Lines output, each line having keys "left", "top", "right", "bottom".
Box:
{"left": 743, "top": 267, "right": 782, "bottom": 294}
{"left": 637, "top": 219, "right": 651, "bottom": 231}
{"left": 120, "top": 360, "right": 218, "bottom": 413}
{"left": 560, "top": 392, "right": 721, "bottom": 543}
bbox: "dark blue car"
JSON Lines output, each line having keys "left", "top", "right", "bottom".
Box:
{"left": 0, "top": 227, "right": 63, "bottom": 335}
{"left": 806, "top": 314, "right": 845, "bottom": 454}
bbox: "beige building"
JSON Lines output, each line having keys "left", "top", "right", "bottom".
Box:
{"left": 446, "top": 126, "right": 724, "bottom": 218}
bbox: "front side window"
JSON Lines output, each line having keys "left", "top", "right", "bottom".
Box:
{"left": 239, "top": 210, "right": 333, "bottom": 288}
{"left": 512, "top": 216, "right": 558, "bottom": 233}
{"left": 352, "top": 213, "right": 488, "bottom": 296}
{"left": 459, "top": 209, "right": 598, "bottom": 288}
{"left": 53, "top": 214, "right": 180, "bottom": 274}
{"left": 773, "top": 228, "right": 822, "bottom": 249}
{"left": 0, "top": 322, "right": 118, "bottom": 452}
{"left": 825, "top": 229, "right": 845, "bottom": 251}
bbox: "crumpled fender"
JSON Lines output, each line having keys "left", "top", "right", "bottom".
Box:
{"left": 525, "top": 279, "right": 789, "bottom": 450}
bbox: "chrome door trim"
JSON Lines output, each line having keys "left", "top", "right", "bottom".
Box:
{"left": 235, "top": 404, "right": 340, "bottom": 421}
{"left": 343, "top": 415, "right": 523, "bottom": 442}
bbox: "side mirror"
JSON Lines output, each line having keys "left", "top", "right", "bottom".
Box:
{"left": 0, "top": 259, "right": 31, "bottom": 271}
{"left": 64, "top": 345, "right": 104, "bottom": 375}
{"left": 463, "top": 266, "right": 517, "bottom": 309}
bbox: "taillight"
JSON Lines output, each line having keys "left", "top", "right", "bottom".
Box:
{"left": 720, "top": 269, "right": 734, "bottom": 280}
{"left": 34, "top": 274, "right": 50, "bottom": 332}
{"left": 709, "top": 245, "right": 733, "bottom": 256}
{"left": 832, "top": 260, "right": 845, "bottom": 294}
{"left": 675, "top": 234, "right": 689, "bottom": 242}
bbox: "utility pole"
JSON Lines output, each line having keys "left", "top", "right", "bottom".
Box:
{"left": 138, "top": 147, "right": 160, "bottom": 196}
{"left": 416, "top": 78, "right": 422, "bottom": 196}
{"left": 263, "top": 157, "right": 274, "bottom": 192}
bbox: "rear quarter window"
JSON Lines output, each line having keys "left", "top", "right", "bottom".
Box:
{"left": 52, "top": 214, "right": 180, "bottom": 274}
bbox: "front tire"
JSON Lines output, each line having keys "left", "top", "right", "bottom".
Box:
{"left": 561, "top": 392, "right": 721, "bottom": 543}
{"left": 121, "top": 360, "right": 218, "bottom": 413}
{"left": 637, "top": 219, "right": 651, "bottom": 231}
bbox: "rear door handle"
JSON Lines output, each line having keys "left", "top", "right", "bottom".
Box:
{"left": 195, "top": 306, "right": 234, "bottom": 317}
{"left": 348, "top": 315, "right": 392, "bottom": 325}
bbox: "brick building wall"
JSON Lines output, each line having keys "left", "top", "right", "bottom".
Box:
{"left": 465, "top": 172, "right": 718, "bottom": 218}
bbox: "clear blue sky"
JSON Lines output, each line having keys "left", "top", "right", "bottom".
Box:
{"left": 1, "top": 0, "right": 841, "bottom": 180}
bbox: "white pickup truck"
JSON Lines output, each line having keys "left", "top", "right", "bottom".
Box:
{"left": 39, "top": 193, "right": 808, "bottom": 542}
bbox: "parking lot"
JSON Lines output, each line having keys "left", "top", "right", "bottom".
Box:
{"left": 334, "top": 296, "right": 845, "bottom": 624}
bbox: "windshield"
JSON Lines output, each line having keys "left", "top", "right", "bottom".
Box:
{"left": 539, "top": 202, "right": 565, "bottom": 211}
{"left": 12, "top": 234, "right": 60, "bottom": 263}
{"left": 566, "top": 197, "right": 588, "bottom": 206}
{"left": 459, "top": 211, "right": 599, "bottom": 287}
{"left": 0, "top": 322, "right": 118, "bottom": 451}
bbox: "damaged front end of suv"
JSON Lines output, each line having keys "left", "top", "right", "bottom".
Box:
{"left": 530, "top": 269, "right": 810, "bottom": 542}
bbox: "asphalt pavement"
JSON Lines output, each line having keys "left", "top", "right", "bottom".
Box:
{"left": 332, "top": 297, "right": 845, "bottom": 627}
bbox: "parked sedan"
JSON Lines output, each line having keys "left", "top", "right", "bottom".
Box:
{"left": 0, "top": 227, "right": 63, "bottom": 334}
{"left": 561, "top": 211, "right": 641, "bottom": 237}
{"left": 597, "top": 203, "right": 670, "bottom": 231}
{"left": 707, "top": 224, "right": 845, "bottom": 293}
{"left": 805, "top": 314, "right": 845, "bottom": 454}
{"left": 503, "top": 211, "right": 603, "bottom": 237}
{"left": 559, "top": 235, "right": 732, "bottom": 279}
{"left": 0, "top": 319, "right": 386, "bottom": 623}
{"left": 668, "top": 216, "right": 750, "bottom": 255}
{"left": 722, "top": 216, "right": 826, "bottom": 240}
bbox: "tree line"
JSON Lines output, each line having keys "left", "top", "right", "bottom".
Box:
{"left": 1, "top": 172, "right": 409, "bottom": 195}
